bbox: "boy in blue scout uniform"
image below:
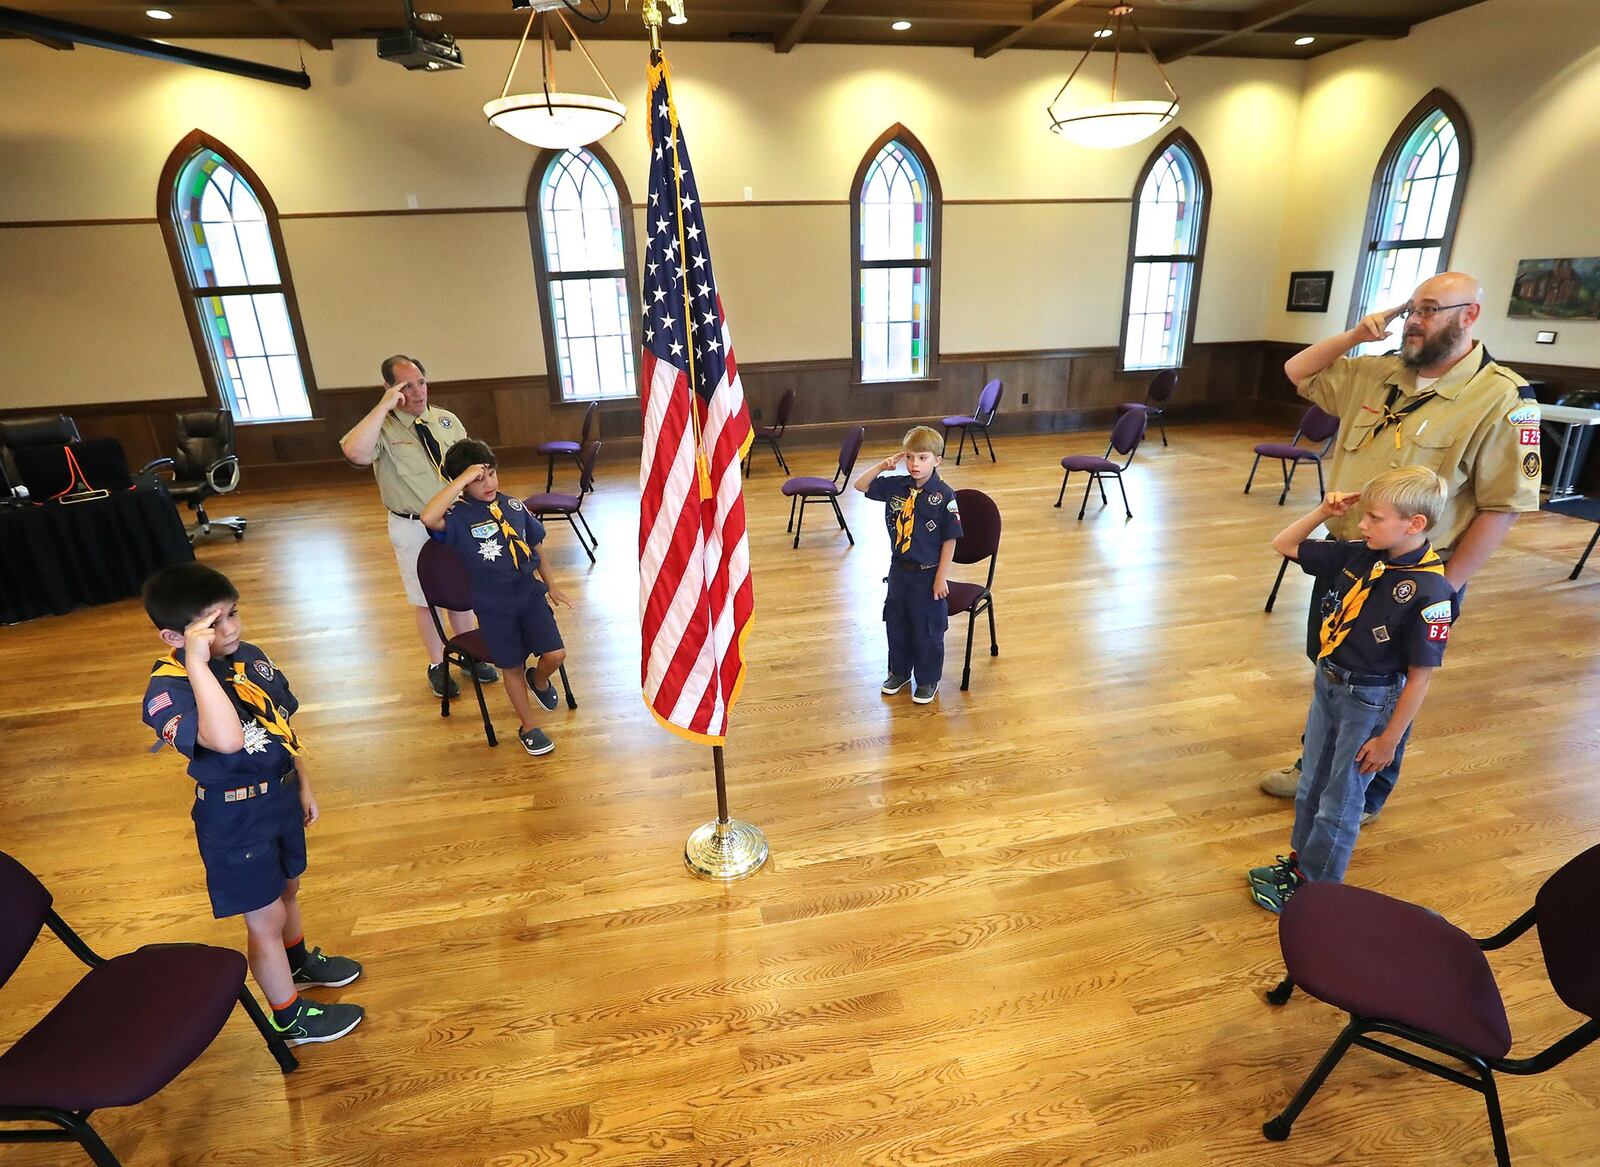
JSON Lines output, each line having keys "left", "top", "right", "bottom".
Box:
{"left": 421, "top": 439, "right": 572, "bottom": 757}
{"left": 140, "top": 563, "right": 365, "bottom": 1047}
{"left": 1248, "top": 466, "right": 1456, "bottom": 913}
{"left": 853, "top": 425, "right": 965, "bottom": 705}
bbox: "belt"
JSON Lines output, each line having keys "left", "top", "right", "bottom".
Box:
{"left": 1319, "top": 661, "right": 1400, "bottom": 688}
{"left": 892, "top": 559, "right": 935, "bottom": 572}
{"left": 390, "top": 509, "right": 422, "bottom": 520}
{"left": 196, "top": 773, "right": 293, "bottom": 802}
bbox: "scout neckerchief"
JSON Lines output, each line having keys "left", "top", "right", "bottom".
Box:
{"left": 1360, "top": 383, "right": 1439, "bottom": 450}
{"left": 486, "top": 497, "right": 531, "bottom": 568}
{"left": 150, "top": 653, "right": 303, "bottom": 756}
{"left": 893, "top": 486, "right": 922, "bottom": 554}
{"left": 1317, "top": 547, "right": 1446, "bottom": 660}
{"left": 413, "top": 416, "right": 445, "bottom": 478}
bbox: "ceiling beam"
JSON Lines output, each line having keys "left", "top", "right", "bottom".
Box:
{"left": 2, "top": 28, "right": 75, "bottom": 48}
{"left": 775, "top": 0, "right": 831, "bottom": 53}
{"left": 243, "top": 0, "right": 332, "bottom": 49}
{"left": 807, "top": 1, "right": 1404, "bottom": 37}
{"left": 974, "top": 0, "right": 1083, "bottom": 59}
{"left": 1158, "top": 0, "right": 1331, "bottom": 63}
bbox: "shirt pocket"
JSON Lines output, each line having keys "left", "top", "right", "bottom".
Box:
{"left": 1399, "top": 422, "right": 1459, "bottom": 466}
{"left": 1341, "top": 417, "right": 1377, "bottom": 453}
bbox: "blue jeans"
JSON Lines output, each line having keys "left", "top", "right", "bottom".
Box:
{"left": 1291, "top": 667, "right": 1405, "bottom": 883}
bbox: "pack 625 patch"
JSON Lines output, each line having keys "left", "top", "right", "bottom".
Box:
{"left": 1420, "top": 600, "right": 1452, "bottom": 624}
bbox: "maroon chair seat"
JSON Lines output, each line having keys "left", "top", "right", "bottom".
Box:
{"left": 536, "top": 439, "right": 580, "bottom": 455}
{"left": 781, "top": 476, "right": 841, "bottom": 496}
{"left": 944, "top": 580, "right": 986, "bottom": 614}
{"left": 944, "top": 489, "right": 1001, "bottom": 690}
{"left": 1245, "top": 405, "right": 1340, "bottom": 505}
{"left": 1060, "top": 454, "right": 1119, "bottom": 473}
{"left": 754, "top": 425, "right": 781, "bottom": 439}
{"left": 525, "top": 441, "right": 600, "bottom": 563}
{"left": 941, "top": 379, "right": 1004, "bottom": 465}
{"left": 524, "top": 490, "right": 580, "bottom": 513}
{"left": 1115, "top": 401, "right": 1151, "bottom": 414}
{"left": 446, "top": 627, "right": 494, "bottom": 663}
{"left": 1055, "top": 410, "right": 1146, "bottom": 521}
{"left": 1254, "top": 441, "right": 1323, "bottom": 461}
{"left": 1116, "top": 369, "right": 1178, "bottom": 446}
{"left": 0, "top": 946, "right": 248, "bottom": 1111}
{"left": 539, "top": 401, "right": 598, "bottom": 492}
{"left": 745, "top": 388, "right": 796, "bottom": 477}
{"left": 1281, "top": 882, "right": 1512, "bottom": 1059}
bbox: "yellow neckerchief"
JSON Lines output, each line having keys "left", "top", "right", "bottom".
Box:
{"left": 486, "top": 497, "right": 532, "bottom": 569}
{"left": 1317, "top": 547, "right": 1446, "bottom": 660}
{"left": 893, "top": 486, "right": 922, "bottom": 554}
{"left": 150, "top": 652, "right": 303, "bottom": 756}
{"left": 1362, "top": 385, "right": 1439, "bottom": 450}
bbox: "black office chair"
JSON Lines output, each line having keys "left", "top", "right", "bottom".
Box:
{"left": 143, "top": 410, "right": 246, "bottom": 543}
{"left": 0, "top": 415, "right": 81, "bottom": 500}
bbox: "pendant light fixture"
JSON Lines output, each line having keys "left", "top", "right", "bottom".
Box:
{"left": 484, "top": 6, "right": 626, "bottom": 150}
{"left": 1046, "top": 5, "right": 1179, "bottom": 149}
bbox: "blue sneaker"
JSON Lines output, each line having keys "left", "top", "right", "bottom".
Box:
{"left": 1248, "top": 854, "right": 1304, "bottom": 914}
{"left": 525, "top": 667, "right": 559, "bottom": 712}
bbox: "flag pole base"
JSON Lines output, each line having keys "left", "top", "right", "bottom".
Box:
{"left": 685, "top": 818, "right": 768, "bottom": 881}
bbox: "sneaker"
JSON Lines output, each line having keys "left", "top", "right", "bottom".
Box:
{"left": 880, "top": 672, "right": 911, "bottom": 695}
{"left": 292, "top": 947, "right": 362, "bottom": 989}
{"left": 519, "top": 726, "right": 555, "bottom": 756}
{"left": 428, "top": 663, "right": 460, "bottom": 699}
{"left": 1361, "top": 808, "right": 1380, "bottom": 826}
{"left": 526, "top": 667, "right": 559, "bottom": 712}
{"left": 1259, "top": 761, "right": 1301, "bottom": 798}
{"left": 912, "top": 683, "right": 938, "bottom": 705}
{"left": 1248, "top": 853, "right": 1299, "bottom": 890}
{"left": 467, "top": 660, "right": 499, "bottom": 683}
{"left": 1248, "top": 854, "right": 1304, "bottom": 914}
{"left": 271, "top": 999, "right": 364, "bottom": 1046}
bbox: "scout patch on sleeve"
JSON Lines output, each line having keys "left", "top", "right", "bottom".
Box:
{"left": 438, "top": 415, "right": 454, "bottom": 428}
{"left": 161, "top": 715, "right": 182, "bottom": 745}
{"left": 1519, "top": 426, "right": 1540, "bottom": 446}
{"left": 1420, "top": 600, "right": 1452, "bottom": 624}
{"left": 947, "top": 499, "right": 959, "bottom": 512}
{"left": 1506, "top": 403, "right": 1540, "bottom": 425}
{"left": 147, "top": 691, "right": 172, "bottom": 716}
{"left": 1523, "top": 451, "right": 1542, "bottom": 478}
{"left": 1428, "top": 624, "right": 1450, "bottom": 642}
{"left": 1392, "top": 580, "right": 1416, "bottom": 603}
{"left": 471, "top": 521, "right": 498, "bottom": 539}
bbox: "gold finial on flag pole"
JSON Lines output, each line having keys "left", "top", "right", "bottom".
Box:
{"left": 640, "top": 0, "right": 682, "bottom": 53}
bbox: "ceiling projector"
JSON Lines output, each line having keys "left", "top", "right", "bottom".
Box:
{"left": 377, "top": 0, "right": 463, "bottom": 70}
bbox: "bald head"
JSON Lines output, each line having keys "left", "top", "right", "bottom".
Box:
{"left": 1400, "top": 270, "right": 1482, "bottom": 373}
{"left": 1412, "top": 271, "right": 1483, "bottom": 307}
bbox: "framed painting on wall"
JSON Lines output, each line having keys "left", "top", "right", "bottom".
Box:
{"left": 1508, "top": 257, "right": 1600, "bottom": 319}
{"left": 1286, "top": 270, "right": 1334, "bottom": 313}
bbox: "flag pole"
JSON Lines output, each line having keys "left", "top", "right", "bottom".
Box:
{"left": 685, "top": 744, "right": 768, "bottom": 880}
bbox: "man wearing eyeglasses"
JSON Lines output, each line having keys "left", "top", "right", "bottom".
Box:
{"left": 1258, "top": 270, "right": 1540, "bottom": 807}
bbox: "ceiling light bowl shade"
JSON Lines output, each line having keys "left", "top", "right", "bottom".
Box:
{"left": 484, "top": 92, "right": 626, "bottom": 149}
{"left": 1048, "top": 98, "right": 1178, "bottom": 149}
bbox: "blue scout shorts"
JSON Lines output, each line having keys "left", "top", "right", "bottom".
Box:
{"left": 192, "top": 770, "right": 307, "bottom": 918}
{"left": 476, "top": 592, "right": 565, "bottom": 670}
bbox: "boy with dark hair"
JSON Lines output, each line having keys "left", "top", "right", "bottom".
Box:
{"left": 421, "top": 439, "right": 572, "bottom": 756}
{"left": 853, "top": 425, "right": 963, "bottom": 705}
{"left": 140, "top": 562, "right": 364, "bottom": 1047}
{"left": 1248, "top": 466, "right": 1455, "bottom": 913}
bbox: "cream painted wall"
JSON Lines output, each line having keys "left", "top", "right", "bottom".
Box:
{"left": 1268, "top": 0, "right": 1600, "bottom": 367}
{"left": 0, "top": 36, "right": 1302, "bottom": 408}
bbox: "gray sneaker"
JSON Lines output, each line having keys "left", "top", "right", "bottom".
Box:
{"left": 526, "top": 667, "right": 560, "bottom": 712}
{"left": 912, "top": 683, "right": 938, "bottom": 705}
{"left": 1259, "top": 761, "right": 1300, "bottom": 798}
{"left": 519, "top": 727, "right": 555, "bottom": 756}
{"left": 467, "top": 660, "right": 499, "bottom": 683}
{"left": 272, "top": 999, "right": 364, "bottom": 1046}
{"left": 427, "top": 663, "right": 460, "bottom": 699}
{"left": 292, "top": 947, "right": 362, "bottom": 989}
{"left": 881, "top": 673, "right": 911, "bottom": 695}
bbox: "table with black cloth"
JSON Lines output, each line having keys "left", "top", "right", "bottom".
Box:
{"left": 0, "top": 478, "right": 194, "bottom": 624}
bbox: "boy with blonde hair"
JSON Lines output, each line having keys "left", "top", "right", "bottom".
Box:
{"left": 854, "top": 425, "right": 964, "bottom": 704}
{"left": 1248, "top": 466, "right": 1455, "bottom": 912}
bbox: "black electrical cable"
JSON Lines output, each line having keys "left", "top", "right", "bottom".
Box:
{"left": 561, "top": 0, "right": 612, "bottom": 25}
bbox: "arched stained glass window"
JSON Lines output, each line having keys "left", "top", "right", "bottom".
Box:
{"left": 1121, "top": 131, "right": 1209, "bottom": 371}
{"left": 852, "top": 127, "right": 941, "bottom": 383}
{"left": 529, "top": 147, "right": 639, "bottom": 401}
{"left": 1350, "top": 92, "right": 1472, "bottom": 352}
{"left": 159, "top": 133, "right": 315, "bottom": 422}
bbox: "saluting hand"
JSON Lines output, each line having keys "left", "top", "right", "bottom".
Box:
{"left": 881, "top": 452, "right": 905, "bottom": 472}
{"left": 381, "top": 383, "right": 406, "bottom": 413}
{"left": 1356, "top": 303, "right": 1406, "bottom": 343}
{"left": 183, "top": 609, "right": 222, "bottom": 665}
{"left": 1320, "top": 490, "right": 1361, "bottom": 518}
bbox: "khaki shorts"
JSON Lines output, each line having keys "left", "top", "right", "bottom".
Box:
{"left": 388, "top": 511, "right": 432, "bottom": 607}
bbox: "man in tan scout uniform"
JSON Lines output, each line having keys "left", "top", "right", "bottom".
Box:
{"left": 340, "top": 355, "right": 494, "bottom": 700}
{"left": 1258, "top": 271, "right": 1541, "bottom": 807}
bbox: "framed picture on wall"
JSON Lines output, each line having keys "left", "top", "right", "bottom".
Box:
{"left": 1508, "top": 257, "right": 1600, "bottom": 319}
{"left": 1286, "top": 270, "right": 1334, "bottom": 313}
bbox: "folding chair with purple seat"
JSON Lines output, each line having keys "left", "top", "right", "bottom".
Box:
{"left": 1116, "top": 368, "right": 1178, "bottom": 447}
{"left": 525, "top": 441, "right": 600, "bottom": 564}
{"left": 1261, "top": 842, "right": 1600, "bottom": 1167}
{"left": 945, "top": 488, "right": 1000, "bottom": 691}
{"left": 416, "top": 540, "right": 577, "bottom": 748}
{"left": 537, "top": 400, "right": 598, "bottom": 494}
{"left": 782, "top": 425, "right": 864, "bottom": 550}
{"left": 1246, "top": 405, "right": 1340, "bottom": 506}
{"left": 1055, "top": 409, "right": 1147, "bottom": 521}
{"left": 942, "top": 379, "right": 1003, "bottom": 466}
{"left": 0, "top": 850, "right": 297, "bottom": 1167}
{"left": 744, "top": 388, "right": 795, "bottom": 477}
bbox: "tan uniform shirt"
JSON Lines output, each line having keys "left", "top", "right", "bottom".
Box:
{"left": 369, "top": 406, "right": 469, "bottom": 516}
{"left": 1298, "top": 343, "right": 1541, "bottom": 550}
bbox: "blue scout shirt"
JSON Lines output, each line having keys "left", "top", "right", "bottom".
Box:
{"left": 1298, "top": 539, "right": 1454, "bottom": 675}
{"left": 141, "top": 642, "right": 300, "bottom": 788}
{"left": 436, "top": 491, "right": 547, "bottom": 609}
{"left": 865, "top": 470, "right": 964, "bottom": 568}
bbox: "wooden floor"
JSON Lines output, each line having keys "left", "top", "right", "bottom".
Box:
{"left": 3, "top": 423, "right": 1598, "bottom": 1166}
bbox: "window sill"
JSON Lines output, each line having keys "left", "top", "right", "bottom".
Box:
{"left": 237, "top": 416, "right": 322, "bottom": 427}
{"left": 852, "top": 377, "right": 941, "bottom": 391}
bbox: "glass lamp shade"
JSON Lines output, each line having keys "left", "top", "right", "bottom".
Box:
{"left": 484, "top": 92, "right": 626, "bottom": 149}
{"left": 1048, "top": 99, "right": 1179, "bottom": 149}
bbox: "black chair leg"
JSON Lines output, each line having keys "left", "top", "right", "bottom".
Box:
{"left": 1244, "top": 454, "right": 1262, "bottom": 494}
{"left": 787, "top": 494, "right": 797, "bottom": 532}
{"left": 569, "top": 515, "right": 596, "bottom": 564}
{"left": 986, "top": 599, "right": 997, "bottom": 657}
{"left": 961, "top": 609, "right": 977, "bottom": 691}
{"left": 1315, "top": 462, "right": 1325, "bottom": 497}
{"left": 1116, "top": 474, "right": 1132, "bottom": 519}
{"left": 1572, "top": 523, "right": 1600, "bottom": 580}
{"left": 1265, "top": 975, "right": 1295, "bottom": 1006}
{"left": 743, "top": 453, "right": 751, "bottom": 478}
{"left": 829, "top": 495, "right": 854, "bottom": 546}
{"left": 558, "top": 662, "right": 577, "bottom": 709}
{"left": 1056, "top": 470, "right": 1070, "bottom": 508}
{"left": 1265, "top": 555, "right": 1291, "bottom": 613}
{"left": 1263, "top": 1019, "right": 1360, "bottom": 1142}
{"left": 1077, "top": 474, "right": 1095, "bottom": 521}
{"left": 774, "top": 441, "right": 790, "bottom": 474}
{"left": 793, "top": 497, "right": 807, "bottom": 548}
{"left": 1096, "top": 476, "right": 1109, "bottom": 505}
{"left": 237, "top": 986, "right": 300, "bottom": 1072}
{"left": 468, "top": 664, "right": 497, "bottom": 747}
{"left": 576, "top": 510, "right": 599, "bottom": 550}
{"left": 1278, "top": 460, "right": 1299, "bottom": 506}
{"left": 983, "top": 426, "right": 996, "bottom": 462}
{"left": 545, "top": 454, "right": 556, "bottom": 494}
{"left": 573, "top": 450, "right": 589, "bottom": 493}
{"left": 1157, "top": 412, "right": 1168, "bottom": 447}
{"left": 1478, "top": 1064, "right": 1513, "bottom": 1167}
{"left": 58, "top": 1110, "right": 122, "bottom": 1167}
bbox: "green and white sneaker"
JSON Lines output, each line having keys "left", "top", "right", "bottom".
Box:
{"left": 292, "top": 946, "right": 363, "bottom": 989}
{"left": 1248, "top": 853, "right": 1305, "bottom": 915}
{"left": 272, "top": 999, "right": 365, "bottom": 1046}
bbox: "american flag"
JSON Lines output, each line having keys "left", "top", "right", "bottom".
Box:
{"left": 638, "top": 55, "right": 755, "bottom": 745}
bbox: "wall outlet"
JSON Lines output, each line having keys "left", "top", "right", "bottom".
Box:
{"left": 743, "top": 186, "right": 754, "bottom": 201}
{"left": 405, "top": 192, "right": 419, "bottom": 209}
{"left": 1021, "top": 392, "right": 1030, "bottom": 404}
{"left": 752, "top": 407, "right": 763, "bottom": 420}
{"left": 1536, "top": 330, "right": 1558, "bottom": 344}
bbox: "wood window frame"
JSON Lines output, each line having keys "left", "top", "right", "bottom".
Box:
{"left": 156, "top": 129, "right": 321, "bottom": 422}
{"left": 525, "top": 143, "right": 644, "bottom": 406}
{"left": 1117, "top": 127, "right": 1211, "bottom": 377}
{"left": 849, "top": 124, "right": 943, "bottom": 390}
{"left": 1346, "top": 88, "right": 1474, "bottom": 329}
